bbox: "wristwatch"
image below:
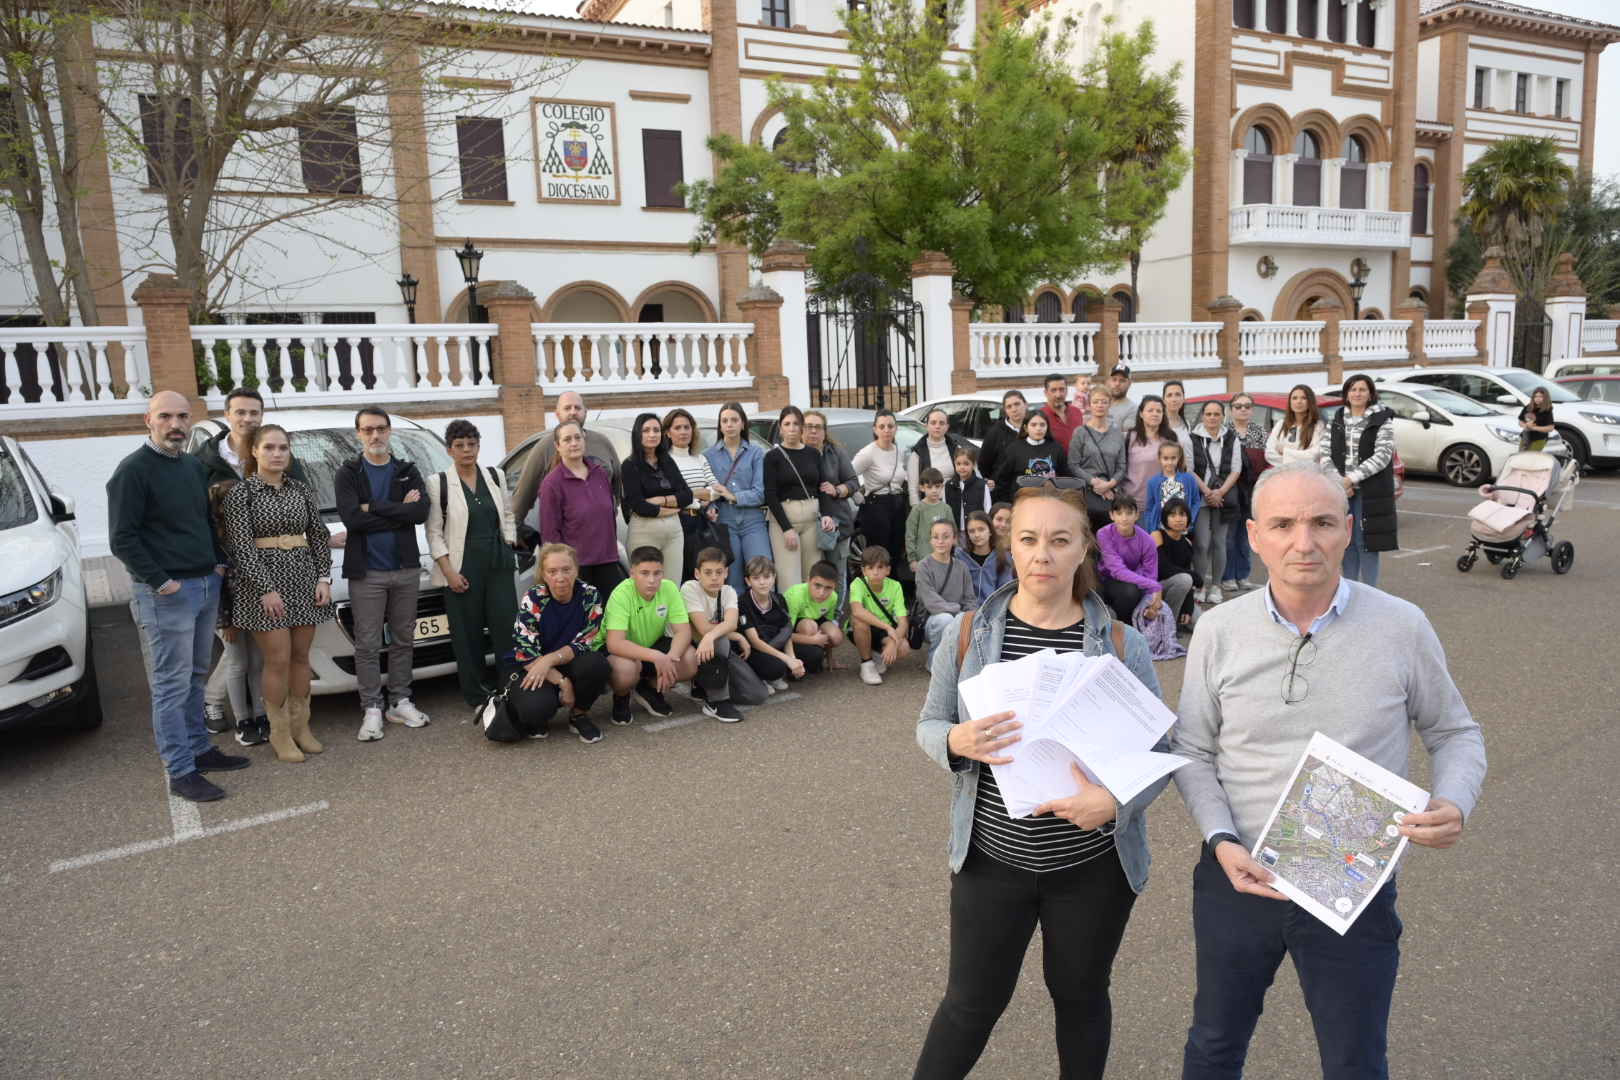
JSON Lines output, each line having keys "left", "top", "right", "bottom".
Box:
{"left": 1204, "top": 832, "right": 1242, "bottom": 860}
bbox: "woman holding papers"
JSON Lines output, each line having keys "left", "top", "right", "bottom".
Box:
{"left": 912, "top": 484, "right": 1174, "bottom": 1080}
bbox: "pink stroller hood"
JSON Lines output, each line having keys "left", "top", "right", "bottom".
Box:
{"left": 1468, "top": 452, "right": 1556, "bottom": 542}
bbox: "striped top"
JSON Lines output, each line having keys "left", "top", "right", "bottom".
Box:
{"left": 969, "top": 611, "right": 1117, "bottom": 873}
{"left": 668, "top": 448, "right": 718, "bottom": 511}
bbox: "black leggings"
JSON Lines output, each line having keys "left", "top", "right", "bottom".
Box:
{"left": 578, "top": 562, "right": 627, "bottom": 601}
{"left": 858, "top": 492, "right": 909, "bottom": 574}
{"left": 507, "top": 651, "right": 612, "bottom": 736}
{"left": 913, "top": 848, "right": 1138, "bottom": 1080}
{"left": 1099, "top": 578, "right": 1144, "bottom": 625}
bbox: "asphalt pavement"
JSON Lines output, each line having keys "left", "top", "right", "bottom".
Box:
{"left": 3, "top": 475, "right": 1617, "bottom": 1079}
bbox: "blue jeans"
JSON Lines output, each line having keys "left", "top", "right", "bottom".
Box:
{"left": 1181, "top": 854, "right": 1402, "bottom": 1080}
{"left": 1343, "top": 493, "right": 1381, "bottom": 587}
{"left": 1225, "top": 511, "right": 1253, "bottom": 583}
{"left": 130, "top": 575, "right": 221, "bottom": 779}
{"left": 718, "top": 505, "right": 772, "bottom": 594}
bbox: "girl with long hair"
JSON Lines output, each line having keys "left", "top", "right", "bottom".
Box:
{"left": 1265, "top": 384, "right": 1326, "bottom": 466}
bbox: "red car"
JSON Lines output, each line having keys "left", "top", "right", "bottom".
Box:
{"left": 1178, "top": 391, "right": 1406, "bottom": 497}
{"left": 1556, "top": 374, "right": 1620, "bottom": 407}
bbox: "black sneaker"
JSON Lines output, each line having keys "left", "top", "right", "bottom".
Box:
{"left": 570, "top": 713, "right": 604, "bottom": 744}
{"left": 203, "top": 704, "right": 230, "bottom": 734}
{"left": 611, "top": 695, "right": 634, "bottom": 726}
{"left": 169, "top": 771, "right": 225, "bottom": 802}
{"left": 703, "top": 698, "right": 744, "bottom": 724}
{"left": 235, "top": 715, "right": 268, "bottom": 747}
{"left": 633, "top": 681, "right": 673, "bottom": 718}
{"left": 526, "top": 719, "right": 550, "bottom": 740}
{"left": 195, "top": 747, "right": 251, "bottom": 772}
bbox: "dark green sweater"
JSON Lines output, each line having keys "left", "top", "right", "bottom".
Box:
{"left": 107, "top": 442, "right": 221, "bottom": 589}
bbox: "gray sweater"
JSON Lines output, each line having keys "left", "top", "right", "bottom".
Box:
{"left": 1067, "top": 423, "right": 1128, "bottom": 489}
{"left": 915, "top": 553, "right": 978, "bottom": 616}
{"left": 1171, "top": 582, "right": 1486, "bottom": 847}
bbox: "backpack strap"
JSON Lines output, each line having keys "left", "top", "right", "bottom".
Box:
{"left": 437, "top": 470, "right": 449, "bottom": 519}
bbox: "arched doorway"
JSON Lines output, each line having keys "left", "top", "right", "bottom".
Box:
{"left": 1273, "top": 267, "right": 1355, "bottom": 323}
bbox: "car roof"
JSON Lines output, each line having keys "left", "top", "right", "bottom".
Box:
{"left": 195, "top": 408, "right": 430, "bottom": 432}
{"left": 1556, "top": 374, "right": 1620, "bottom": 380}
{"left": 1186, "top": 391, "right": 1342, "bottom": 405}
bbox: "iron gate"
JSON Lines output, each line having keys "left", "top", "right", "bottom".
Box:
{"left": 1513, "top": 309, "right": 1551, "bottom": 372}
{"left": 805, "top": 272, "right": 924, "bottom": 411}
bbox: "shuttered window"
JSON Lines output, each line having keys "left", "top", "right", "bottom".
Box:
{"left": 1356, "top": 0, "right": 1376, "bottom": 47}
{"left": 1292, "top": 131, "right": 1322, "bottom": 208}
{"left": 299, "top": 106, "right": 362, "bottom": 195}
{"left": 456, "top": 117, "right": 508, "bottom": 201}
{"left": 1243, "top": 126, "right": 1273, "bottom": 205}
{"left": 641, "top": 129, "right": 685, "bottom": 208}
{"left": 1412, "top": 163, "right": 1431, "bottom": 235}
{"left": 1296, "top": 0, "right": 1317, "bottom": 38}
{"left": 1326, "top": 0, "right": 1346, "bottom": 42}
{"left": 137, "top": 94, "right": 198, "bottom": 188}
{"left": 1233, "top": 0, "right": 1256, "bottom": 29}
{"left": 1340, "top": 136, "right": 1367, "bottom": 210}
{"left": 1265, "top": 0, "right": 1286, "bottom": 33}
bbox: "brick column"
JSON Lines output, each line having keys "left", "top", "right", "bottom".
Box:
{"left": 1397, "top": 298, "right": 1428, "bottom": 366}
{"left": 1096, "top": 298, "right": 1121, "bottom": 376}
{"left": 949, "top": 294, "right": 977, "bottom": 394}
{"left": 1208, "top": 295, "right": 1243, "bottom": 393}
{"left": 133, "top": 274, "right": 205, "bottom": 417}
{"left": 740, "top": 284, "right": 788, "bottom": 413}
{"left": 482, "top": 281, "right": 548, "bottom": 446}
{"left": 1312, "top": 298, "right": 1344, "bottom": 386}
{"left": 1467, "top": 300, "right": 1490, "bottom": 363}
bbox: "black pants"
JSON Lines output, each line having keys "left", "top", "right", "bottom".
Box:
{"left": 507, "top": 651, "right": 612, "bottom": 736}
{"left": 745, "top": 624, "right": 795, "bottom": 682}
{"left": 913, "top": 848, "right": 1138, "bottom": 1080}
{"left": 1099, "top": 578, "right": 1144, "bottom": 625}
{"left": 578, "top": 562, "right": 627, "bottom": 601}
{"left": 858, "top": 492, "right": 909, "bottom": 573}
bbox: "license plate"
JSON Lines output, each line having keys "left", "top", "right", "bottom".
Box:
{"left": 383, "top": 614, "right": 450, "bottom": 644}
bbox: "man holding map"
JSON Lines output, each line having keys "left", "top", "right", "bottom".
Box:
{"left": 1170, "top": 461, "right": 1487, "bottom": 1080}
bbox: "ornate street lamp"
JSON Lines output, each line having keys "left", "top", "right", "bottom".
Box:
{"left": 396, "top": 271, "right": 419, "bottom": 324}
{"left": 1349, "top": 257, "right": 1371, "bottom": 319}
{"left": 456, "top": 239, "right": 484, "bottom": 317}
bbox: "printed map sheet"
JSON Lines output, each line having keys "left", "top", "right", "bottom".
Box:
{"left": 1252, "top": 732, "right": 1429, "bottom": 935}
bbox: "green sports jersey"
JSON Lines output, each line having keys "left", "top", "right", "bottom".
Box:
{"left": 600, "top": 578, "right": 689, "bottom": 648}
{"left": 850, "top": 575, "right": 907, "bottom": 625}
{"left": 784, "top": 582, "right": 839, "bottom": 624}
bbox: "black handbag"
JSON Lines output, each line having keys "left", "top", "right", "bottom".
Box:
{"left": 692, "top": 511, "right": 733, "bottom": 564}
{"left": 475, "top": 669, "right": 525, "bottom": 742}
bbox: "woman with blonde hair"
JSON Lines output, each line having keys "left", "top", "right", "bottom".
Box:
{"left": 507, "top": 542, "right": 612, "bottom": 744}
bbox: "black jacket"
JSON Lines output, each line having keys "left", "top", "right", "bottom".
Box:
{"left": 991, "top": 437, "right": 1071, "bottom": 495}
{"left": 1330, "top": 409, "right": 1399, "bottom": 553}
{"left": 619, "top": 452, "right": 693, "bottom": 524}
{"left": 334, "top": 455, "right": 429, "bottom": 580}
{"left": 976, "top": 420, "right": 1023, "bottom": 492}
{"left": 944, "top": 472, "right": 989, "bottom": 532}
{"left": 195, "top": 429, "right": 310, "bottom": 488}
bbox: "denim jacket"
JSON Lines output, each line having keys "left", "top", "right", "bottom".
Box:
{"left": 915, "top": 582, "right": 1172, "bottom": 891}
{"left": 704, "top": 440, "right": 766, "bottom": 522}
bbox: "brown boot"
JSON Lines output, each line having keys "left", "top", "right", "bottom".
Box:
{"left": 266, "top": 698, "right": 304, "bottom": 763}
{"left": 288, "top": 693, "right": 324, "bottom": 754}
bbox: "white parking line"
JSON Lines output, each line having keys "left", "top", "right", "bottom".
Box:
{"left": 48, "top": 796, "right": 330, "bottom": 875}
{"left": 1391, "top": 545, "right": 1450, "bottom": 559}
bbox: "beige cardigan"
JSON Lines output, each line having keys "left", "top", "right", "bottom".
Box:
{"left": 425, "top": 466, "right": 517, "bottom": 585}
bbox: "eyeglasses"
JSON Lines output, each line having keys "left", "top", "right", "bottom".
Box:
{"left": 1233, "top": 403, "right": 1253, "bottom": 409}
{"left": 358, "top": 425, "right": 390, "bottom": 435}
{"left": 1282, "top": 633, "right": 1316, "bottom": 705}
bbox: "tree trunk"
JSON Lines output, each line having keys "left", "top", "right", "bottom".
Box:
{"left": 0, "top": 77, "right": 69, "bottom": 325}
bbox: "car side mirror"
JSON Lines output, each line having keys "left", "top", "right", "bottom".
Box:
{"left": 1410, "top": 409, "right": 1431, "bottom": 427}
{"left": 49, "top": 492, "right": 76, "bottom": 523}
{"left": 1494, "top": 394, "right": 1518, "bottom": 406}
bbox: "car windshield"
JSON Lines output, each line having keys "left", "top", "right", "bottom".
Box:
{"left": 1409, "top": 387, "right": 1497, "bottom": 417}
{"left": 292, "top": 429, "right": 453, "bottom": 512}
{"left": 0, "top": 446, "right": 38, "bottom": 530}
{"left": 1498, "top": 369, "right": 1579, "bottom": 403}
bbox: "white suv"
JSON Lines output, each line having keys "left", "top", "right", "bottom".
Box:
{"left": 1385, "top": 366, "right": 1620, "bottom": 468}
{"left": 0, "top": 436, "right": 100, "bottom": 734}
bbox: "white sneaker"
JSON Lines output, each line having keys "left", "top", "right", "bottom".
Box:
{"left": 357, "top": 707, "right": 385, "bottom": 742}
{"left": 1194, "top": 588, "right": 1207, "bottom": 605}
{"left": 874, "top": 654, "right": 889, "bottom": 676}
{"left": 1237, "top": 579, "right": 1260, "bottom": 591}
{"left": 769, "top": 678, "right": 790, "bottom": 692}
{"left": 764, "top": 681, "right": 778, "bottom": 696}
{"left": 1220, "top": 580, "right": 1240, "bottom": 593}
{"left": 860, "top": 660, "right": 883, "bottom": 686}
{"left": 386, "top": 699, "right": 431, "bottom": 728}
{"left": 1207, "top": 585, "right": 1224, "bottom": 605}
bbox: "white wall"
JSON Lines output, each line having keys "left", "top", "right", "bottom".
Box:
{"left": 1226, "top": 247, "right": 1394, "bottom": 321}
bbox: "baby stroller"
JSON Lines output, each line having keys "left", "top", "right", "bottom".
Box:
{"left": 1456, "top": 446, "right": 1579, "bottom": 580}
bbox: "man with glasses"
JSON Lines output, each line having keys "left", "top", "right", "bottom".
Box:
{"left": 1170, "top": 461, "right": 1486, "bottom": 1080}
{"left": 335, "top": 406, "right": 432, "bottom": 741}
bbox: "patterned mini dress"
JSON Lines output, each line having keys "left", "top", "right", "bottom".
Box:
{"left": 220, "top": 475, "right": 336, "bottom": 633}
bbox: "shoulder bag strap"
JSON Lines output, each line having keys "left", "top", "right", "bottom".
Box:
{"left": 862, "top": 578, "right": 898, "bottom": 628}
{"left": 437, "top": 470, "right": 449, "bottom": 518}
{"left": 956, "top": 607, "right": 976, "bottom": 669}
{"left": 776, "top": 444, "right": 811, "bottom": 503}
{"left": 1110, "top": 619, "right": 1126, "bottom": 659}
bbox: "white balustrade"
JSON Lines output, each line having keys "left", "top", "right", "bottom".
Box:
{"left": 1117, "top": 323, "right": 1223, "bottom": 370}
{"left": 1422, "top": 319, "right": 1479, "bottom": 359}
{"left": 193, "top": 323, "right": 497, "bottom": 404}
{"left": 532, "top": 323, "right": 753, "bottom": 394}
{"left": 1239, "top": 321, "right": 1324, "bottom": 366}
{"left": 970, "top": 323, "right": 1099, "bottom": 374}
{"left": 0, "top": 327, "right": 150, "bottom": 416}
{"left": 1580, "top": 319, "right": 1620, "bottom": 355}
{"left": 1228, "top": 204, "right": 1411, "bottom": 248}
{"left": 1339, "top": 320, "right": 1412, "bottom": 362}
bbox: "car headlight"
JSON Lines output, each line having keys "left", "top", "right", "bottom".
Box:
{"left": 0, "top": 569, "right": 63, "bottom": 629}
{"left": 1578, "top": 411, "right": 1620, "bottom": 426}
{"left": 1488, "top": 426, "right": 1519, "bottom": 443}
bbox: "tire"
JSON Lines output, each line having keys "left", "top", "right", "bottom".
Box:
{"left": 1500, "top": 559, "right": 1520, "bottom": 580}
{"left": 1485, "top": 550, "right": 1503, "bottom": 564}
{"left": 1456, "top": 555, "right": 1475, "bottom": 572}
{"left": 1439, "top": 444, "right": 1489, "bottom": 487}
{"left": 1552, "top": 540, "right": 1575, "bottom": 575}
{"left": 63, "top": 634, "right": 104, "bottom": 732}
{"left": 1554, "top": 426, "right": 1590, "bottom": 467}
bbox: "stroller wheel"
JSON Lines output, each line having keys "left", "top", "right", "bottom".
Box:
{"left": 1456, "top": 554, "right": 1475, "bottom": 573}
{"left": 1500, "top": 559, "right": 1520, "bottom": 580}
{"left": 1552, "top": 541, "right": 1575, "bottom": 575}
{"left": 1485, "top": 551, "right": 1503, "bottom": 565}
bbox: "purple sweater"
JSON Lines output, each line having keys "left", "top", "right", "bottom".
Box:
{"left": 539, "top": 459, "right": 618, "bottom": 566}
{"left": 1097, "top": 523, "right": 1160, "bottom": 593}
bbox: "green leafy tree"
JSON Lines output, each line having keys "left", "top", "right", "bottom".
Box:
{"left": 1458, "top": 136, "right": 1574, "bottom": 250}
{"left": 682, "top": 0, "right": 1186, "bottom": 307}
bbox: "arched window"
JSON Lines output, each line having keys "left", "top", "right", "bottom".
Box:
{"left": 1341, "top": 135, "right": 1368, "bottom": 210}
{"left": 1296, "top": 0, "right": 1318, "bottom": 38}
{"left": 1326, "top": 0, "right": 1346, "bottom": 42}
{"left": 1233, "top": 0, "right": 1256, "bottom": 30}
{"left": 1001, "top": 299, "right": 1025, "bottom": 323}
{"left": 1356, "top": 0, "right": 1376, "bottom": 47}
{"left": 1293, "top": 129, "right": 1322, "bottom": 207}
{"left": 1034, "top": 291, "right": 1063, "bottom": 323}
{"left": 1412, "top": 162, "right": 1431, "bottom": 235}
{"left": 1243, "top": 125, "right": 1274, "bottom": 204}
{"left": 1265, "top": 0, "right": 1286, "bottom": 33}
{"left": 1112, "top": 290, "right": 1136, "bottom": 323}
{"left": 1072, "top": 291, "right": 1093, "bottom": 323}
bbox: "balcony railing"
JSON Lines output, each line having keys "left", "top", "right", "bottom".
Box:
{"left": 1117, "top": 324, "right": 1223, "bottom": 370}
{"left": 0, "top": 327, "right": 151, "bottom": 417}
{"left": 1229, "top": 204, "right": 1411, "bottom": 248}
{"left": 1422, "top": 320, "right": 1479, "bottom": 359}
{"left": 970, "top": 323, "right": 1099, "bottom": 374}
{"left": 1340, "top": 320, "right": 1411, "bottom": 362}
{"left": 1239, "top": 321, "right": 1324, "bottom": 366}
{"left": 533, "top": 323, "right": 753, "bottom": 395}
{"left": 1581, "top": 319, "right": 1620, "bottom": 354}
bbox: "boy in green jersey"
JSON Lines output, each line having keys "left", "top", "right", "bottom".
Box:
{"left": 785, "top": 560, "right": 845, "bottom": 673}
{"left": 602, "top": 546, "right": 698, "bottom": 724}
{"left": 848, "top": 544, "right": 911, "bottom": 686}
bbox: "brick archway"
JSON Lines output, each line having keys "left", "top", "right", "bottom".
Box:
{"left": 1291, "top": 109, "right": 1343, "bottom": 158}
{"left": 1340, "top": 114, "right": 1390, "bottom": 161}
{"left": 1231, "top": 103, "right": 1293, "bottom": 153}
{"left": 1273, "top": 267, "right": 1354, "bottom": 321}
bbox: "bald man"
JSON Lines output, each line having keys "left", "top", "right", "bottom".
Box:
{"left": 1171, "top": 462, "right": 1486, "bottom": 1080}
{"left": 510, "top": 391, "right": 621, "bottom": 533}
{"left": 108, "top": 391, "right": 249, "bottom": 802}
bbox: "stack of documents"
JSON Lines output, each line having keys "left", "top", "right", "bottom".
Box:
{"left": 957, "top": 650, "right": 1187, "bottom": 818}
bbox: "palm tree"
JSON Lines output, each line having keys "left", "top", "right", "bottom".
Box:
{"left": 1459, "top": 136, "right": 1574, "bottom": 249}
